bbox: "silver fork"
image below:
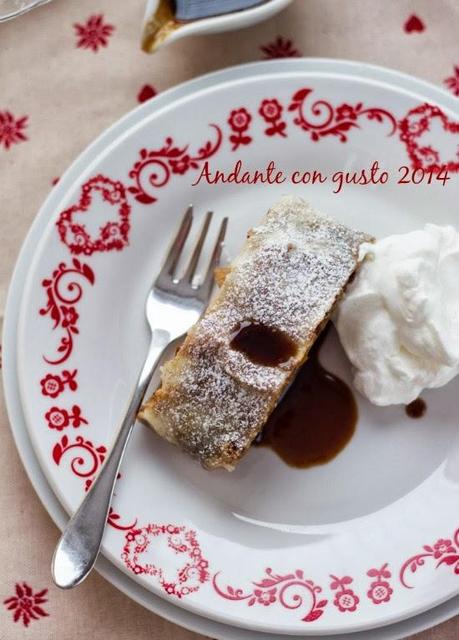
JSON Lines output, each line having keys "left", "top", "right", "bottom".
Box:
{"left": 52, "top": 206, "right": 228, "bottom": 589}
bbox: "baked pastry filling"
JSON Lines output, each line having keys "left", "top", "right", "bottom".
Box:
{"left": 139, "top": 195, "right": 373, "bottom": 470}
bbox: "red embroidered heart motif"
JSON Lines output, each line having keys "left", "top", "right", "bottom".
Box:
{"left": 122, "top": 524, "right": 209, "bottom": 598}
{"left": 404, "top": 14, "right": 425, "bottom": 33}
{"left": 137, "top": 84, "right": 157, "bottom": 103}
{"left": 56, "top": 175, "right": 131, "bottom": 255}
{"left": 399, "top": 103, "right": 459, "bottom": 173}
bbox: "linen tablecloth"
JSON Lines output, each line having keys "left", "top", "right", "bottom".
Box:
{"left": 1, "top": 0, "right": 458, "bottom": 637}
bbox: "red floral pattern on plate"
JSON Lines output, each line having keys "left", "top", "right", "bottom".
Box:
{"left": 52, "top": 435, "right": 106, "bottom": 491}
{"left": 260, "top": 36, "right": 301, "bottom": 59}
{"left": 3, "top": 583, "right": 48, "bottom": 627}
{"left": 39, "top": 259, "right": 94, "bottom": 365}
{"left": 367, "top": 564, "right": 393, "bottom": 604}
{"left": 0, "top": 111, "right": 28, "bottom": 150}
{"left": 57, "top": 175, "right": 130, "bottom": 255}
{"left": 288, "top": 89, "right": 397, "bottom": 142}
{"left": 127, "top": 126, "right": 222, "bottom": 204}
{"left": 137, "top": 84, "right": 158, "bottom": 103}
{"left": 213, "top": 568, "right": 327, "bottom": 622}
{"left": 329, "top": 575, "right": 360, "bottom": 613}
{"left": 74, "top": 14, "right": 115, "bottom": 52}
{"left": 32, "top": 82, "right": 459, "bottom": 622}
{"left": 259, "top": 98, "right": 287, "bottom": 137}
{"left": 404, "top": 15, "right": 425, "bottom": 33}
{"left": 444, "top": 66, "right": 459, "bottom": 97}
{"left": 45, "top": 404, "right": 88, "bottom": 430}
{"left": 122, "top": 524, "right": 209, "bottom": 597}
{"left": 399, "top": 103, "right": 459, "bottom": 172}
{"left": 228, "top": 108, "right": 252, "bottom": 150}
{"left": 400, "top": 527, "right": 459, "bottom": 588}
{"left": 40, "top": 369, "right": 77, "bottom": 397}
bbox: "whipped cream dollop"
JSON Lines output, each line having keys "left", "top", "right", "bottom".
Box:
{"left": 335, "top": 224, "right": 459, "bottom": 405}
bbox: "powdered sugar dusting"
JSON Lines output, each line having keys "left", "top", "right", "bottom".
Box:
{"left": 141, "top": 196, "right": 372, "bottom": 469}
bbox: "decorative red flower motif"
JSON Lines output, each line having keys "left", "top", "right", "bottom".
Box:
{"left": 228, "top": 108, "right": 252, "bottom": 150}
{"left": 74, "top": 14, "right": 115, "bottom": 52}
{"left": 180, "top": 564, "right": 208, "bottom": 585}
{"left": 40, "top": 370, "right": 78, "bottom": 398}
{"left": 56, "top": 175, "right": 130, "bottom": 256}
{"left": 168, "top": 531, "right": 188, "bottom": 553}
{"left": 288, "top": 88, "right": 397, "bottom": 143}
{"left": 60, "top": 305, "right": 79, "bottom": 329}
{"left": 330, "top": 575, "right": 360, "bottom": 613}
{"left": 259, "top": 99, "right": 282, "bottom": 121}
{"left": 137, "top": 84, "right": 157, "bottom": 103}
{"left": 126, "top": 127, "right": 222, "bottom": 205}
{"left": 125, "top": 530, "right": 137, "bottom": 543}
{"left": 101, "top": 221, "right": 125, "bottom": 244}
{"left": 444, "top": 66, "right": 459, "bottom": 97}
{"left": 3, "top": 582, "right": 48, "bottom": 627}
{"left": 40, "top": 260, "right": 95, "bottom": 364}
{"left": 228, "top": 108, "right": 252, "bottom": 133}
{"left": 367, "top": 564, "right": 393, "bottom": 605}
{"left": 333, "top": 589, "right": 359, "bottom": 612}
{"left": 335, "top": 104, "right": 358, "bottom": 121}
{"left": 400, "top": 527, "right": 459, "bottom": 588}
{"left": 122, "top": 524, "right": 209, "bottom": 598}
{"left": 260, "top": 36, "right": 301, "bottom": 59}
{"left": 0, "top": 111, "right": 28, "bottom": 151}
{"left": 367, "top": 582, "right": 393, "bottom": 605}
{"left": 169, "top": 154, "right": 191, "bottom": 175}
{"left": 52, "top": 435, "right": 106, "bottom": 491}
{"left": 254, "top": 587, "right": 277, "bottom": 606}
{"left": 399, "top": 103, "right": 459, "bottom": 173}
{"left": 45, "top": 405, "right": 88, "bottom": 431}
{"left": 45, "top": 406, "right": 70, "bottom": 431}
{"left": 433, "top": 538, "right": 456, "bottom": 559}
{"left": 41, "top": 373, "right": 64, "bottom": 398}
{"left": 258, "top": 99, "right": 287, "bottom": 137}
{"left": 213, "top": 568, "right": 327, "bottom": 622}
{"left": 404, "top": 14, "right": 425, "bottom": 33}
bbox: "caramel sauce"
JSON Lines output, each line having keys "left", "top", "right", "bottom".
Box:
{"left": 142, "top": 0, "right": 181, "bottom": 52}
{"left": 230, "top": 321, "right": 297, "bottom": 367}
{"left": 254, "top": 326, "right": 357, "bottom": 468}
{"left": 405, "top": 397, "right": 426, "bottom": 419}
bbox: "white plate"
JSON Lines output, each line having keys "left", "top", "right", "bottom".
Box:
{"left": 4, "top": 95, "right": 459, "bottom": 639}
{"left": 4, "top": 285, "right": 459, "bottom": 640}
{"left": 4, "top": 300, "right": 459, "bottom": 640}
{"left": 11, "top": 59, "right": 459, "bottom": 635}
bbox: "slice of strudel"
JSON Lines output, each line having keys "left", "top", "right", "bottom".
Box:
{"left": 139, "top": 196, "right": 373, "bottom": 470}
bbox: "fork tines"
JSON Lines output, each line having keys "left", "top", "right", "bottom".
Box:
{"left": 155, "top": 206, "right": 228, "bottom": 300}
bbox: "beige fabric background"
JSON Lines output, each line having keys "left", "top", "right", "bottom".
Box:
{"left": 1, "top": 0, "right": 458, "bottom": 638}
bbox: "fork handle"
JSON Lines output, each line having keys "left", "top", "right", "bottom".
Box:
{"left": 51, "top": 330, "right": 170, "bottom": 589}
